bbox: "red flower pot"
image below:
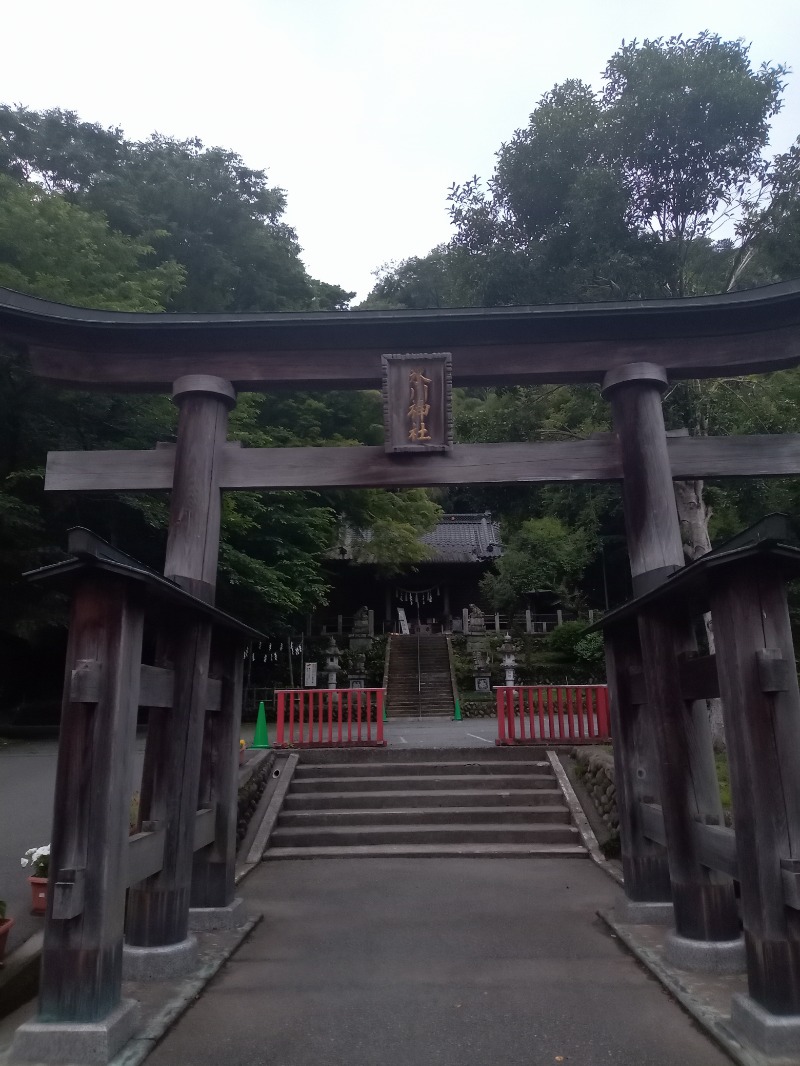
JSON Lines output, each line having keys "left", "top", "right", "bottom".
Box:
{"left": 29, "top": 876, "right": 48, "bottom": 916}
{"left": 0, "top": 917, "right": 14, "bottom": 965}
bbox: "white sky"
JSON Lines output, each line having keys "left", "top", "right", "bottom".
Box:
{"left": 2, "top": 0, "right": 799, "bottom": 301}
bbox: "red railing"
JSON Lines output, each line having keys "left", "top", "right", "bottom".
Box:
{"left": 275, "top": 688, "right": 386, "bottom": 747}
{"left": 496, "top": 685, "right": 610, "bottom": 745}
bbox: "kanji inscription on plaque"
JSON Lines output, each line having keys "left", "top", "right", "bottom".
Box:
{"left": 382, "top": 352, "right": 452, "bottom": 454}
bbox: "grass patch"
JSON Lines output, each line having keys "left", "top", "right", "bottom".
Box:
{"left": 715, "top": 751, "right": 731, "bottom": 812}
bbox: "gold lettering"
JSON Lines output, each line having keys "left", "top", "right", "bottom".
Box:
{"left": 408, "top": 369, "right": 432, "bottom": 442}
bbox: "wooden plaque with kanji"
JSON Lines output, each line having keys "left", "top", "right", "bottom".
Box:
{"left": 381, "top": 352, "right": 453, "bottom": 454}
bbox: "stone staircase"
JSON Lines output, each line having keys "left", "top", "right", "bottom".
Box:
{"left": 265, "top": 748, "right": 586, "bottom": 858}
{"left": 386, "top": 633, "right": 454, "bottom": 717}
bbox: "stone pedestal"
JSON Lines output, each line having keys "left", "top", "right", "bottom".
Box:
{"left": 11, "top": 999, "right": 139, "bottom": 1065}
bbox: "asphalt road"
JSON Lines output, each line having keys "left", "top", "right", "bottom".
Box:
{"left": 0, "top": 736, "right": 145, "bottom": 954}
{"left": 148, "top": 857, "right": 730, "bottom": 1066}
{"left": 0, "top": 719, "right": 488, "bottom": 956}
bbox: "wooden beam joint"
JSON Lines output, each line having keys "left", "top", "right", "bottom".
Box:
{"left": 756, "top": 649, "right": 791, "bottom": 693}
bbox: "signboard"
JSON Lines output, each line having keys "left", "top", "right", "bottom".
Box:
{"left": 304, "top": 662, "right": 318, "bottom": 687}
{"left": 397, "top": 607, "right": 410, "bottom": 636}
{"left": 382, "top": 352, "right": 452, "bottom": 454}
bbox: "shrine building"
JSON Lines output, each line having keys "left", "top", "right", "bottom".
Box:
{"left": 311, "top": 512, "right": 503, "bottom": 635}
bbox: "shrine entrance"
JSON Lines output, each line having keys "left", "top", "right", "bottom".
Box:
{"left": 3, "top": 278, "right": 800, "bottom": 1062}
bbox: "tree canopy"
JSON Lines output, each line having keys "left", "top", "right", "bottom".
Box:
{"left": 0, "top": 108, "right": 439, "bottom": 672}
{"left": 364, "top": 32, "right": 800, "bottom": 614}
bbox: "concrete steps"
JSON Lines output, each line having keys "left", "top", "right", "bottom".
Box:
{"left": 266, "top": 842, "right": 587, "bottom": 859}
{"left": 386, "top": 634, "right": 455, "bottom": 717}
{"left": 265, "top": 748, "right": 586, "bottom": 859}
{"left": 283, "top": 788, "right": 566, "bottom": 810}
{"left": 289, "top": 773, "right": 556, "bottom": 793}
{"left": 293, "top": 759, "right": 547, "bottom": 778}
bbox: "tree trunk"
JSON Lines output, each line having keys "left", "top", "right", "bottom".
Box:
{"left": 673, "top": 477, "right": 725, "bottom": 749}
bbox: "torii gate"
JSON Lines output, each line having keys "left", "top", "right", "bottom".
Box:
{"left": 3, "top": 278, "right": 800, "bottom": 1062}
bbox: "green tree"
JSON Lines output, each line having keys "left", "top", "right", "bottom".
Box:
{"left": 0, "top": 175, "right": 184, "bottom": 308}
{"left": 0, "top": 106, "right": 124, "bottom": 193}
{"left": 480, "top": 517, "right": 596, "bottom": 611}
{"left": 602, "top": 32, "right": 786, "bottom": 295}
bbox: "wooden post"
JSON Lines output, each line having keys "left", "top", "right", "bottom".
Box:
{"left": 462, "top": 607, "right": 469, "bottom": 634}
{"left": 494, "top": 612, "right": 500, "bottom": 633}
{"left": 38, "top": 574, "right": 144, "bottom": 1022}
{"left": 602, "top": 364, "right": 684, "bottom": 596}
{"left": 637, "top": 605, "right": 739, "bottom": 940}
{"left": 191, "top": 638, "right": 244, "bottom": 910}
{"left": 604, "top": 620, "right": 671, "bottom": 905}
{"left": 164, "top": 375, "right": 235, "bottom": 604}
{"left": 525, "top": 608, "right": 532, "bottom": 634}
{"left": 126, "top": 618, "right": 212, "bottom": 946}
{"left": 127, "top": 375, "right": 235, "bottom": 949}
{"left": 711, "top": 561, "right": 800, "bottom": 1013}
{"left": 603, "top": 363, "right": 739, "bottom": 943}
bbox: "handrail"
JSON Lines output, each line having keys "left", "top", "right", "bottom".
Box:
{"left": 416, "top": 629, "right": 422, "bottom": 719}
{"left": 496, "top": 685, "right": 610, "bottom": 745}
{"left": 275, "top": 688, "right": 386, "bottom": 747}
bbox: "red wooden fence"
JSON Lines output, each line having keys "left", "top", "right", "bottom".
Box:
{"left": 496, "top": 685, "right": 610, "bottom": 745}
{"left": 275, "top": 688, "right": 386, "bottom": 747}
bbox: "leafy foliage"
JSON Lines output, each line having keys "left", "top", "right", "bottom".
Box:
{"left": 480, "top": 517, "right": 596, "bottom": 611}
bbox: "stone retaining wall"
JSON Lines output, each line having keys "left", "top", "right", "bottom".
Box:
{"left": 237, "top": 751, "right": 276, "bottom": 847}
{"left": 574, "top": 746, "right": 618, "bottom": 834}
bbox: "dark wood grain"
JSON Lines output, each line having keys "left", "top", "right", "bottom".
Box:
{"left": 604, "top": 621, "right": 672, "bottom": 903}
{"left": 637, "top": 605, "right": 739, "bottom": 941}
{"left": 125, "top": 620, "right": 213, "bottom": 947}
{"left": 191, "top": 640, "right": 244, "bottom": 909}
{"left": 164, "top": 382, "right": 232, "bottom": 601}
{"left": 24, "top": 316, "right": 800, "bottom": 390}
{"left": 38, "top": 574, "right": 144, "bottom": 1023}
{"left": 69, "top": 662, "right": 220, "bottom": 710}
{"left": 639, "top": 803, "right": 738, "bottom": 880}
{"left": 711, "top": 561, "right": 800, "bottom": 1013}
{"left": 43, "top": 433, "right": 800, "bottom": 493}
{"left": 603, "top": 370, "right": 684, "bottom": 593}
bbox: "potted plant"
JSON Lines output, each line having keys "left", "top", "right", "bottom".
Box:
{"left": 0, "top": 899, "right": 13, "bottom": 965}
{"left": 21, "top": 845, "right": 50, "bottom": 915}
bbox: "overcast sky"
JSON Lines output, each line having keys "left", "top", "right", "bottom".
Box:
{"left": 3, "top": 0, "right": 799, "bottom": 301}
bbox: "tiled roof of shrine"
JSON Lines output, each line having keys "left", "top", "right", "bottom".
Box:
{"left": 334, "top": 513, "right": 502, "bottom": 565}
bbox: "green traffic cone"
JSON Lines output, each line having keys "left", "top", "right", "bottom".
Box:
{"left": 453, "top": 699, "right": 462, "bottom": 721}
{"left": 252, "top": 700, "right": 270, "bottom": 749}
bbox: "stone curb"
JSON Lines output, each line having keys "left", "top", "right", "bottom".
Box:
{"left": 547, "top": 751, "right": 623, "bottom": 885}
{"left": 109, "top": 916, "right": 262, "bottom": 1066}
{"left": 599, "top": 910, "right": 769, "bottom": 1066}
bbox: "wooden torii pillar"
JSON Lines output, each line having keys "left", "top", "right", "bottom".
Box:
{"left": 124, "top": 375, "right": 243, "bottom": 975}
{"left": 602, "top": 363, "right": 742, "bottom": 965}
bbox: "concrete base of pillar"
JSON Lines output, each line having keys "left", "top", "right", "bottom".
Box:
{"left": 189, "top": 896, "right": 246, "bottom": 931}
{"left": 728, "top": 992, "right": 800, "bottom": 1057}
{"left": 664, "top": 930, "right": 746, "bottom": 974}
{"left": 614, "top": 898, "right": 674, "bottom": 925}
{"left": 122, "top": 935, "right": 198, "bottom": 981}
{"left": 10, "top": 998, "right": 139, "bottom": 1064}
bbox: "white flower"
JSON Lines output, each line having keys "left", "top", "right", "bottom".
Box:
{"left": 21, "top": 845, "right": 50, "bottom": 874}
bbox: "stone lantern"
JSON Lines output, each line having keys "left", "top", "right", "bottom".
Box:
{"left": 348, "top": 650, "right": 367, "bottom": 690}
{"left": 324, "top": 637, "right": 341, "bottom": 689}
{"left": 472, "top": 648, "right": 492, "bottom": 692}
{"left": 500, "top": 633, "right": 516, "bottom": 686}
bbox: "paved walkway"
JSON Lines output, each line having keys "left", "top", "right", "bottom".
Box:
{"left": 148, "top": 858, "right": 730, "bottom": 1066}
{"left": 0, "top": 738, "right": 146, "bottom": 955}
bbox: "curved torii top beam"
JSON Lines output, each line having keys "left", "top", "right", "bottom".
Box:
{"left": 0, "top": 279, "right": 799, "bottom": 391}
